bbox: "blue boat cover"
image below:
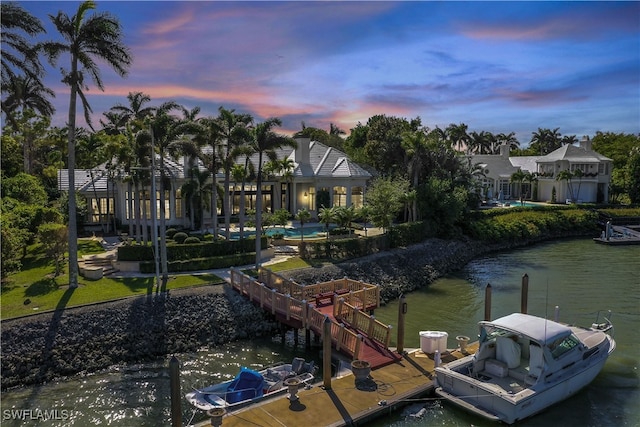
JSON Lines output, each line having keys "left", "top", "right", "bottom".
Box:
{"left": 225, "top": 367, "right": 265, "bottom": 404}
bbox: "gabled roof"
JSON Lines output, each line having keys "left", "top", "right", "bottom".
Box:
{"left": 538, "top": 144, "right": 612, "bottom": 163}
{"left": 309, "top": 141, "right": 371, "bottom": 178}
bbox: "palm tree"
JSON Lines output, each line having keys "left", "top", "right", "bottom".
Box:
{"left": 230, "top": 163, "right": 246, "bottom": 222}
{"left": 3, "top": 76, "right": 55, "bottom": 174}
{"left": 217, "top": 107, "right": 253, "bottom": 239}
{"left": 1, "top": 2, "right": 46, "bottom": 127}
{"left": 109, "top": 92, "right": 155, "bottom": 130}
{"left": 510, "top": 169, "right": 526, "bottom": 204}
{"left": 249, "top": 118, "right": 296, "bottom": 268}
{"left": 523, "top": 171, "right": 538, "bottom": 201}
{"left": 401, "top": 129, "right": 428, "bottom": 220}
{"left": 236, "top": 146, "right": 256, "bottom": 239}
{"left": 335, "top": 205, "right": 357, "bottom": 236}
{"left": 295, "top": 208, "right": 312, "bottom": 243}
{"left": 318, "top": 206, "right": 336, "bottom": 240}
{"left": 180, "top": 167, "right": 212, "bottom": 230}
{"left": 193, "top": 116, "right": 224, "bottom": 239}
{"left": 42, "top": 0, "right": 132, "bottom": 288}
{"left": 445, "top": 123, "right": 470, "bottom": 152}
{"left": 556, "top": 169, "right": 575, "bottom": 202}
{"left": 106, "top": 92, "right": 155, "bottom": 242}
{"left": 530, "top": 127, "right": 562, "bottom": 155}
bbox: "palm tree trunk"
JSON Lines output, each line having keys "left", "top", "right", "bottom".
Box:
{"left": 210, "top": 173, "right": 218, "bottom": 239}
{"left": 141, "top": 189, "right": 149, "bottom": 243}
{"left": 224, "top": 171, "right": 231, "bottom": 239}
{"left": 255, "top": 152, "right": 263, "bottom": 269}
{"left": 134, "top": 182, "right": 141, "bottom": 243}
{"left": 67, "top": 66, "right": 79, "bottom": 288}
{"left": 159, "top": 165, "right": 168, "bottom": 292}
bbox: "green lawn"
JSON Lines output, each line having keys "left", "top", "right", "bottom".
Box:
{"left": 0, "top": 239, "right": 223, "bottom": 319}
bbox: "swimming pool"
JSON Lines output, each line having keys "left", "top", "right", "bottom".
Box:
{"left": 226, "top": 225, "right": 331, "bottom": 240}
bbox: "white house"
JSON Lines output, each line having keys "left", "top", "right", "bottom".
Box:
{"left": 58, "top": 137, "right": 371, "bottom": 231}
{"left": 468, "top": 136, "right": 612, "bottom": 204}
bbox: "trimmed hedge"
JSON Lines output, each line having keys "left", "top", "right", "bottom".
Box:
{"left": 306, "top": 234, "right": 388, "bottom": 260}
{"left": 140, "top": 252, "right": 256, "bottom": 273}
{"left": 118, "top": 236, "right": 267, "bottom": 261}
{"left": 463, "top": 207, "right": 598, "bottom": 242}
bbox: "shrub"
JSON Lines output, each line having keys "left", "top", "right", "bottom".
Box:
{"left": 183, "top": 236, "right": 201, "bottom": 244}
{"left": 166, "top": 228, "right": 178, "bottom": 239}
{"left": 173, "top": 232, "right": 188, "bottom": 244}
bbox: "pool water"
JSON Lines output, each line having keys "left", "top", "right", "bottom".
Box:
{"left": 227, "top": 225, "right": 330, "bottom": 240}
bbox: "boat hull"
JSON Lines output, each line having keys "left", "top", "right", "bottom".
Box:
{"left": 436, "top": 353, "right": 610, "bottom": 424}
{"left": 435, "top": 314, "right": 615, "bottom": 424}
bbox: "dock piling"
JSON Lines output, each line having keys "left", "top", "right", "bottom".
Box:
{"left": 397, "top": 294, "right": 406, "bottom": 354}
{"left": 521, "top": 274, "right": 529, "bottom": 314}
{"left": 169, "top": 356, "right": 182, "bottom": 427}
{"left": 484, "top": 284, "right": 492, "bottom": 321}
{"left": 323, "top": 316, "right": 332, "bottom": 390}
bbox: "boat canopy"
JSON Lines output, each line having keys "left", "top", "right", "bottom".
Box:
{"left": 481, "top": 313, "right": 571, "bottom": 346}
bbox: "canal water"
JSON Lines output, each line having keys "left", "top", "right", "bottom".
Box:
{"left": 1, "top": 238, "right": 638, "bottom": 426}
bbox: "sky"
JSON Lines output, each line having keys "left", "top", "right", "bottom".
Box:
{"left": 15, "top": 1, "right": 640, "bottom": 146}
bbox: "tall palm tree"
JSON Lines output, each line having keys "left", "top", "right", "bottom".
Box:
{"left": 249, "top": 118, "right": 296, "bottom": 268}
{"left": 180, "top": 167, "right": 212, "bottom": 230}
{"left": 109, "top": 92, "right": 155, "bottom": 131}
{"left": 106, "top": 92, "right": 155, "bottom": 242}
{"left": 445, "top": 123, "right": 470, "bottom": 153}
{"left": 510, "top": 169, "right": 526, "bottom": 203}
{"left": 1, "top": 2, "right": 46, "bottom": 127}
{"left": 556, "top": 169, "right": 575, "bottom": 202}
{"left": 193, "top": 116, "right": 224, "bottom": 239}
{"left": 530, "top": 127, "right": 562, "bottom": 155}
{"left": 230, "top": 163, "right": 247, "bottom": 224}
{"left": 42, "top": 0, "right": 132, "bottom": 288}
{"left": 3, "top": 77, "right": 55, "bottom": 174}
{"left": 217, "top": 107, "right": 253, "bottom": 239}
{"left": 401, "top": 129, "right": 428, "bottom": 220}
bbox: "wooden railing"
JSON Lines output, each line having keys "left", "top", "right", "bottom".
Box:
{"left": 334, "top": 299, "right": 392, "bottom": 347}
{"left": 231, "top": 268, "right": 388, "bottom": 359}
{"left": 258, "top": 267, "right": 380, "bottom": 310}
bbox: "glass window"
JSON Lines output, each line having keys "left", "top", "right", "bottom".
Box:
{"left": 333, "top": 186, "right": 347, "bottom": 207}
{"left": 549, "top": 335, "right": 579, "bottom": 359}
{"left": 352, "top": 186, "right": 363, "bottom": 208}
{"left": 308, "top": 186, "right": 315, "bottom": 211}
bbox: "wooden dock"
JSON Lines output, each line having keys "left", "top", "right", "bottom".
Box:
{"left": 194, "top": 343, "right": 479, "bottom": 427}
{"left": 593, "top": 224, "right": 640, "bottom": 245}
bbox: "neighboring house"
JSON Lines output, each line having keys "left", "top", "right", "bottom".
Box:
{"left": 58, "top": 137, "right": 371, "bottom": 231}
{"left": 468, "top": 136, "right": 612, "bottom": 204}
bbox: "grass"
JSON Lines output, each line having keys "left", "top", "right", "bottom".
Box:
{"left": 0, "top": 238, "right": 224, "bottom": 320}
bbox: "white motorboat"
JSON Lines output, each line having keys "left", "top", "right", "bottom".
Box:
{"left": 435, "top": 312, "right": 615, "bottom": 424}
{"left": 185, "top": 357, "right": 316, "bottom": 412}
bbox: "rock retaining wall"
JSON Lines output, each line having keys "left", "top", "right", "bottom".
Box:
{"left": 0, "top": 286, "right": 277, "bottom": 390}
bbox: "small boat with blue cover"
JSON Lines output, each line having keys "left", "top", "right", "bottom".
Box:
{"left": 185, "top": 357, "right": 316, "bottom": 412}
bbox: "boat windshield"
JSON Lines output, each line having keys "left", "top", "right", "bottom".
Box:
{"left": 548, "top": 334, "right": 580, "bottom": 359}
{"left": 479, "top": 325, "right": 513, "bottom": 342}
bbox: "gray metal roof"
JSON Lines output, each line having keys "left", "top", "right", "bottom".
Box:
{"left": 538, "top": 144, "right": 612, "bottom": 163}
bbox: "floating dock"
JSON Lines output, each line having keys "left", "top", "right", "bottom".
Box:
{"left": 194, "top": 343, "right": 478, "bottom": 427}
{"left": 593, "top": 224, "right": 640, "bottom": 245}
